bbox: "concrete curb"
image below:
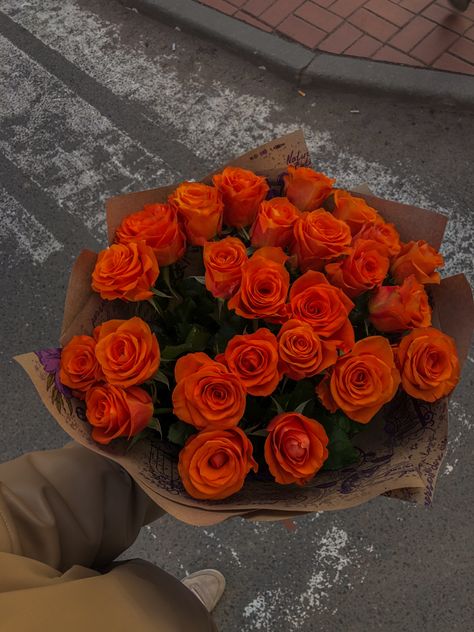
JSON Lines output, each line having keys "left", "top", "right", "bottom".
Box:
{"left": 120, "top": 0, "right": 474, "bottom": 107}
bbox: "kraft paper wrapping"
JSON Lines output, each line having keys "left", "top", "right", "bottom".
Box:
{"left": 16, "top": 131, "right": 473, "bottom": 525}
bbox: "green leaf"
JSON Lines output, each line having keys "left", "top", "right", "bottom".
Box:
{"left": 161, "top": 325, "right": 210, "bottom": 360}
{"left": 286, "top": 379, "right": 315, "bottom": 412}
{"left": 148, "top": 417, "right": 162, "bottom": 438}
{"left": 168, "top": 420, "right": 196, "bottom": 447}
{"left": 189, "top": 275, "right": 206, "bottom": 285}
{"left": 249, "top": 428, "right": 269, "bottom": 437}
{"left": 126, "top": 430, "right": 148, "bottom": 452}
{"left": 271, "top": 397, "right": 285, "bottom": 415}
{"left": 154, "top": 371, "right": 170, "bottom": 389}
{"left": 294, "top": 399, "right": 311, "bottom": 415}
{"left": 151, "top": 288, "right": 173, "bottom": 299}
{"left": 322, "top": 427, "right": 359, "bottom": 471}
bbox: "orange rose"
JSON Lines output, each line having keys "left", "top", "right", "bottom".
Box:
{"left": 228, "top": 247, "right": 289, "bottom": 321}
{"left": 368, "top": 275, "right": 432, "bottom": 333}
{"left": 250, "top": 197, "right": 300, "bottom": 249}
{"left": 178, "top": 427, "right": 258, "bottom": 500}
{"left": 59, "top": 335, "right": 103, "bottom": 392}
{"left": 221, "top": 329, "right": 279, "bottom": 396}
{"left": 354, "top": 221, "right": 401, "bottom": 257}
{"left": 169, "top": 182, "right": 223, "bottom": 245}
{"left": 203, "top": 237, "right": 247, "bottom": 299}
{"left": 115, "top": 203, "right": 186, "bottom": 266}
{"left": 85, "top": 384, "right": 153, "bottom": 445}
{"left": 283, "top": 166, "right": 335, "bottom": 212}
{"left": 213, "top": 166, "right": 269, "bottom": 228}
{"left": 92, "top": 241, "right": 159, "bottom": 302}
{"left": 316, "top": 336, "right": 400, "bottom": 423}
{"left": 264, "top": 413, "right": 329, "bottom": 485}
{"left": 325, "top": 239, "right": 390, "bottom": 298}
{"left": 396, "top": 327, "right": 460, "bottom": 402}
{"left": 289, "top": 270, "right": 355, "bottom": 350}
{"left": 172, "top": 352, "right": 246, "bottom": 430}
{"left": 391, "top": 240, "right": 444, "bottom": 285}
{"left": 278, "top": 319, "right": 338, "bottom": 380}
{"left": 332, "top": 190, "right": 380, "bottom": 234}
{"left": 94, "top": 317, "right": 160, "bottom": 388}
{"left": 291, "top": 209, "right": 352, "bottom": 272}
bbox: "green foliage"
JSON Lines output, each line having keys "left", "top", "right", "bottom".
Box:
{"left": 318, "top": 410, "right": 360, "bottom": 471}
{"left": 168, "top": 420, "right": 196, "bottom": 447}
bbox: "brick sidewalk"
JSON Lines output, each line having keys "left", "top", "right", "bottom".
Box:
{"left": 196, "top": 0, "right": 474, "bottom": 75}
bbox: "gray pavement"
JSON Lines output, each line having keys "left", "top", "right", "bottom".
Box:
{"left": 0, "top": 1, "right": 473, "bottom": 630}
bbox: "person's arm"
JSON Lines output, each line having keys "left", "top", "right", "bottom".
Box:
{"left": 0, "top": 443, "right": 163, "bottom": 572}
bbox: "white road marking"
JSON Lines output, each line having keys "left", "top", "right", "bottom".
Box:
{"left": 0, "top": 187, "right": 62, "bottom": 264}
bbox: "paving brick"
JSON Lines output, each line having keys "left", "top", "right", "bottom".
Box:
{"left": 364, "top": 0, "right": 412, "bottom": 27}
{"left": 318, "top": 21, "right": 363, "bottom": 53}
{"left": 422, "top": 4, "right": 472, "bottom": 34}
{"left": 242, "top": 0, "right": 274, "bottom": 17}
{"left": 330, "top": 0, "right": 367, "bottom": 19}
{"left": 235, "top": 10, "right": 273, "bottom": 31}
{"left": 260, "top": 0, "right": 305, "bottom": 27}
{"left": 465, "top": 25, "right": 474, "bottom": 40}
{"left": 277, "top": 14, "right": 327, "bottom": 48}
{"left": 411, "top": 25, "right": 459, "bottom": 63}
{"left": 310, "top": 0, "right": 336, "bottom": 7}
{"left": 348, "top": 8, "right": 400, "bottom": 40}
{"left": 294, "top": 1, "right": 343, "bottom": 32}
{"left": 433, "top": 51, "right": 474, "bottom": 74}
{"left": 373, "top": 44, "right": 423, "bottom": 65}
{"left": 199, "top": 0, "right": 238, "bottom": 14}
{"left": 448, "top": 36, "right": 474, "bottom": 62}
{"left": 344, "top": 34, "right": 382, "bottom": 57}
{"left": 389, "top": 15, "right": 436, "bottom": 52}
{"left": 398, "top": 0, "right": 433, "bottom": 12}
{"left": 227, "top": 0, "right": 248, "bottom": 7}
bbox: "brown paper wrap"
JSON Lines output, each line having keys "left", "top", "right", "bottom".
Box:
{"left": 16, "top": 131, "right": 473, "bottom": 525}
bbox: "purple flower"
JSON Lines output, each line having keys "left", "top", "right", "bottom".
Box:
{"left": 36, "top": 348, "right": 72, "bottom": 398}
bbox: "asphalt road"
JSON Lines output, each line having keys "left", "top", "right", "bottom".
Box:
{"left": 0, "top": 1, "right": 473, "bottom": 630}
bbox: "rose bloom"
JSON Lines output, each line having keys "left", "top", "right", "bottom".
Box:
{"left": 59, "top": 335, "right": 103, "bottom": 392}
{"left": 86, "top": 383, "right": 153, "bottom": 445}
{"left": 368, "top": 275, "right": 432, "bottom": 333}
{"left": 332, "top": 190, "right": 380, "bottom": 235}
{"left": 228, "top": 247, "right": 289, "bottom": 322}
{"left": 203, "top": 237, "right": 247, "bottom": 299}
{"left": 316, "top": 336, "right": 401, "bottom": 424}
{"left": 94, "top": 317, "right": 160, "bottom": 388}
{"left": 289, "top": 270, "right": 355, "bottom": 350}
{"left": 283, "top": 166, "right": 335, "bottom": 212}
{"left": 115, "top": 203, "right": 186, "bottom": 266}
{"left": 92, "top": 241, "right": 159, "bottom": 302}
{"left": 325, "top": 238, "right": 390, "bottom": 298}
{"left": 354, "top": 221, "right": 401, "bottom": 257}
{"left": 178, "top": 427, "right": 258, "bottom": 500}
{"left": 169, "top": 182, "right": 223, "bottom": 245}
{"left": 391, "top": 240, "right": 444, "bottom": 285}
{"left": 220, "top": 329, "right": 280, "bottom": 397}
{"left": 278, "top": 319, "right": 338, "bottom": 381}
{"left": 396, "top": 327, "right": 460, "bottom": 402}
{"left": 264, "top": 413, "right": 329, "bottom": 485}
{"left": 172, "top": 352, "right": 246, "bottom": 430}
{"left": 250, "top": 197, "right": 300, "bottom": 249}
{"left": 213, "top": 166, "right": 269, "bottom": 228}
{"left": 291, "top": 209, "right": 352, "bottom": 272}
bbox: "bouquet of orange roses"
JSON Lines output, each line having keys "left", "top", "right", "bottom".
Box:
{"left": 18, "top": 131, "right": 472, "bottom": 523}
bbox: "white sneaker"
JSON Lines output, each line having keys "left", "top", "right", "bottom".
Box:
{"left": 182, "top": 569, "right": 226, "bottom": 612}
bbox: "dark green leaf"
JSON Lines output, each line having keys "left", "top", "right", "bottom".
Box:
{"left": 126, "top": 430, "right": 148, "bottom": 452}
{"left": 154, "top": 371, "right": 170, "bottom": 389}
{"left": 168, "top": 420, "right": 196, "bottom": 447}
{"left": 148, "top": 417, "right": 162, "bottom": 438}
